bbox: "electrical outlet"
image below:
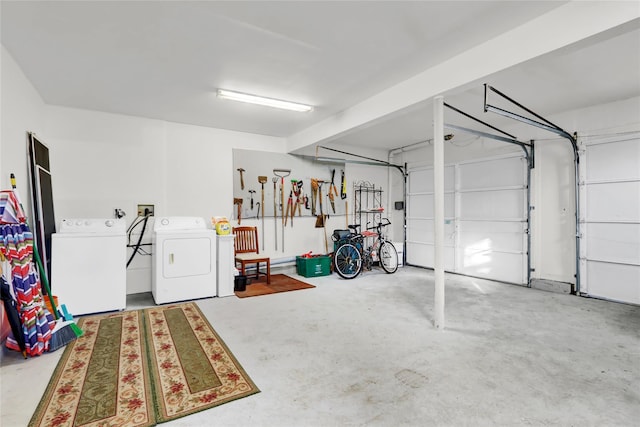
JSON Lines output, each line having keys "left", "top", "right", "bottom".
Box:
{"left": 137, "top": 204, "right": 154, "bottom": 217}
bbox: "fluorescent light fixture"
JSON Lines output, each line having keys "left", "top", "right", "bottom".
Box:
{"left": 217, "top": 89, "right": 313, "bottom": 112}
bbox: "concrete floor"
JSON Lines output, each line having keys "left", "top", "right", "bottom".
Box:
{"left": 1, "top": 266, "right": 639, "bottom": 426}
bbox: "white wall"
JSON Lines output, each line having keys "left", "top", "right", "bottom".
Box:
{"left": 42, "top": 106, "right": 287, "bottom": 293}
{"left": 0, "top": 46, "right": 47, "bottom": 221}
{"left": 38, "top": 107, "right": 396, "bottom": 295}
{"left": 391, "top": 96, "right": 640, "bottom": 286}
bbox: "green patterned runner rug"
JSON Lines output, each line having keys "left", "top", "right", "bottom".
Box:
{"left": 144, "top": 303, "right": 259, "bottom": 422}
{"left": 28, "top": 302, "right": 259, "bottom": 426}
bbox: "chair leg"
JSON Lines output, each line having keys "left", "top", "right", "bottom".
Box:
{"left": 266, "top": 261, "right": 271, "bottom": 284}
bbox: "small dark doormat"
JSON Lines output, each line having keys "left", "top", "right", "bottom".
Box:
{"left": 235, "top": 274, "right": 315, "bottom": 298}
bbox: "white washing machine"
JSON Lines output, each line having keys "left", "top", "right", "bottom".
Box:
{"left": 152, "top": 216, "right": 217, "bottom": 304}
{"left": 51, "top": 218, "right": 127, "bottom": 315}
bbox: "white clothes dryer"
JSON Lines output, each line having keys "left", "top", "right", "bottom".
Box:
{"left": 152, "top": 216, "right": 217, "bottom": 304}
{"left": 51, "top": 218, "right": 127, "bottom": 315}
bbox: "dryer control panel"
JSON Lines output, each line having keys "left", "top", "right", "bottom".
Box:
{"left": 153, "top": 216, "right": 207, "bottom": 232}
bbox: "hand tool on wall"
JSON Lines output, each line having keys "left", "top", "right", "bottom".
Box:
{"left": 280, "top": 181, "right": 284, "bottom": 249}
{"left": 328, "top": 170, "right": 338, "bottom": 214}
{"left": 237, "top": 168, "right": 246, "bottom": 190}
{"left": 290, "top": 180, "right": 300, "bottom": 220}
{"left": 274, "top": 169, "right": 290, "bottom": 252}
{"left": 284, "top": 190, "right": 292, "bottom": 226}
{"left": 272, "top": 177, "right": 278, "bottom": 251}
{"left": 290, "top": 182, "right": 296, "bottom": 225}
{"left": 291, "top": 192, "right": 296, "bottom": 223}
{"left": 258, "top": 176, "right": 268, "bottom": 250}
{"left": 296, "top": 181, "right": 304, "bottom": 216}
{"left": 256, "top": 202, "right": 261, "bottom": 219}
{"left": 249, "top": 190, "right": 256, "bottom": 210}
{"left": 341, "top": 169, "right": 347, "bottom": 200}
{"left": 329, "top": 169, "right": 339, "bottom": 198}
{"left": 234, "top": 198, "right": 243, "bottom": 224}
{"left": 311, "top": 178, "right": 318, "bottom": 215}
{"left": 341, "top": 169, "right": 348, "bottom": 227}
{"left": 315, "top": 181, "right": 328, "bottom": 253}
{"left": 315, "top": 180, "right": 326, "bottom": 228}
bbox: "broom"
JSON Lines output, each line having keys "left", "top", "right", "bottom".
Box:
{"left": 32, "top": 238, "right": 83, "bottom": 351}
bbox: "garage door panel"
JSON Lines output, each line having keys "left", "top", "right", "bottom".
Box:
{"left": 586, "top": 223, "right": 640, "bottom": 265}
{"left": 407, "top": 218, "right": 456, "bottom": 244}
{"left": 586, "top": 181, "right": 640, "bottom": 222}
{"left": 406, "top": 242, "right": 431, "bottom": 267}
{"left": 408, "top": 194, "right": 431, "bottom": 218}
{"left": 586, "top": 262, "right": 640, "bottom": 304}
{"left": 459, "top": 251, "right": 524, "bottom": 284}
{"left": 582, "top": 136, "right": 640, "bottom": 304}
{"left": 459, "top": 221, "right": 525, "bottom": 253}
{"left": 408, "top": 166, "right": 454, "bottom": 193}
{"left": 409, "top": 168, "right": 432, "bottom": 193}
{"left": 408, "top": 194, "right": 454, "bottom": 218}
{"left": 407, "top": 154, "right": 526, "bottom": 284}
{"left": 586, "top": 139, "right": 640, "bottom": 181}
{"left": 405, "top": 242, "right": 455, "bottom": 270}
{"left": 459, "top": 157, "right": 524, "bottom": 189}
{"left": 460, "top": 190, "right": 524, "bottom": 219}
{"left": 407, "top": 218, "right": 433, "bottom": 238}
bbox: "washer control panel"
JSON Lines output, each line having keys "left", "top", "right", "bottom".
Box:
{"left": 59, "top": 218, "right": 126, "bottom": 234}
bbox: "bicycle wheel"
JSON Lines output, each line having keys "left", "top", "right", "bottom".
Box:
{"left": 333, "top": 243, "right": 362, "bottom": 279}
{"left": 379, "top": 241, "right": 398, "bottom": 274}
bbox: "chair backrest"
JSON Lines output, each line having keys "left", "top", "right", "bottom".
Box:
{"left": 232, "top": 226, "right": 260, "bottom": 255}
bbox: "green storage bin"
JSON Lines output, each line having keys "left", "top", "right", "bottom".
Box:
{"left": 296, "top": 255, "right": 331, "bottom": 277}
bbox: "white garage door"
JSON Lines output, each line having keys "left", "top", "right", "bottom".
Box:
{"left": 580, "top": 133, "right": 640, "bottom": 304}
{"left": 406, "top": 154, "right": 528, "bottom": 284}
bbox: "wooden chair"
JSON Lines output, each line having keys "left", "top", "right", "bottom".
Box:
{"left": 232, "top": 226, "right": 270, "bottom": 284}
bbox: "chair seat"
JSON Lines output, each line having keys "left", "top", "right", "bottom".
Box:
{"left": 235, "top": 253, "right": 270, "bottom": 262}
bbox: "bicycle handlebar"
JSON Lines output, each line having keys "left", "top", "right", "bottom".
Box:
{"left": 366, "top": 218, "right": 391, "bottom": 230}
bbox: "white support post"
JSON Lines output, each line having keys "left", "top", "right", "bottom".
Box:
{"left": 433, "top": 96, "right": 445, "bottom": 330}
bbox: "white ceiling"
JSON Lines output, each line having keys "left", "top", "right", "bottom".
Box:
{"left": 2, "top": 1, "right": 639, "bottom": 152}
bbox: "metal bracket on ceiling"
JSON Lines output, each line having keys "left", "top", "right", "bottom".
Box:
{"left": 316, "top": 146, "right": 406, "bottom": 176}
{"left": 443, "top": 102, "right": 534, "bottom": 169}
{"left": 484, "top": 84, "right": 577, "bottom": 145}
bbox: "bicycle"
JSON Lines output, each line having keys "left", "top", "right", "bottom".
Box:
{"left": 331, "top": 218, "right": 398, "bottom": 279}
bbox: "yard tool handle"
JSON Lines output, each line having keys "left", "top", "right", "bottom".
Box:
{"left": 273, "top": 179, "right": 278, "bottom": 251}
{"left": 261, "top": 184, "right": 265, "bottom": 250}
{"left": 33, "top": 242, "right": 60, "bottom": 320}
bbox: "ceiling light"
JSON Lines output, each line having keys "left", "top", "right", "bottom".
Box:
{"left": 217, "top": 89, "right": 313, "bottom": 112}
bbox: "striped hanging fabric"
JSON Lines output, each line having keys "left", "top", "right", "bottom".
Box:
{"left": 0, "top": 223, "right": 54, "bottom": 356}
{"left": 0, "top": 190, "right": 26, "bottom": 224}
